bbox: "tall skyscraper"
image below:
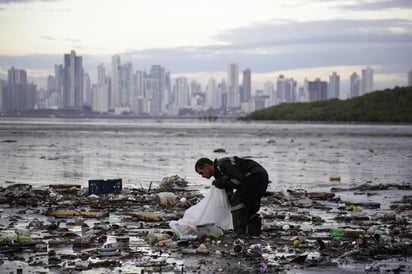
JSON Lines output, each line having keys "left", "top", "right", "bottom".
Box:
{"left": 149, "top": 65, "right": 165, "bottom": 116}
{"left": 206, "top": 78, "right": 217, "bottom": 109}
{"left": 218, "top": 79, "right": 227, "bottom": 110}
{"left": 83, "top": 73, "right": 91, "bottom": 106}
{"left": 131, "top": 71, "right": 145, "bottom": 114}
{"left": 307, "top": 78, "right": 328, "bottom": 102}
{"left": 47, "top": 75, "right": 56, "bottom": 97}
{"left": 63, "top": 50, "right": 83, "bottom": 108}
{"left": 285, "top": 79, "right": 297, "bottom": 103}
{"left": 174, "top": 77, "right": 189, "bottom": 110}
{"left": 111, "top": 55, "right": 121, "bottom": 109}
{"left": 276, "top": 74, "right": 286, "bottom": 104}
{"left": 408, "top": 69, "right": 412, "bottom": 87}
{"left": 8, "top": 67, "right": 28, "bottom": 111}
{"left": 252, "top": 89, "right": 268, "bottom": 111}
{"left": 93, "top": 63, "right": 109, "bottom": 113}
{"left": 298, "top": 87, "right": 305, "bottom": 102}
{"left": 350, "top": 72, "right": 361, "bottom": 98}
{"left": 119, "top": 62, "right": 133, "bottom": 108}
{"left": 276, "top": 75, "right": 296, "bottom": 103}
{"left": 264, "top": 81, "right": 275, "bottom": 106}
{"left": 54, "top": 64, "right": 63, "bottom": 108}
{"left": 303, "top": 79, "right": 309, "bottom": 102}
{"left": 0, "top": 79, "right": 3, "bottom": 112}
{"left": 328, "top": 72, "right": 340, "bottom": 99}
{"left": 361, "top": 66, "right": 374, "bottom": 95}
{"left": 227, "top": 63, "right": 240, "bottom": 109}
{"left": 164, "top": 72, "right": 172, "bottom": 114}
{"left": 242, "top": 68, "right": 251, "bottom": 103}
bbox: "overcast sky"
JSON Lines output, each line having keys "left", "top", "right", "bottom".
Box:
{"left": 0, "top": 0, "right": 411, "bottom": 96}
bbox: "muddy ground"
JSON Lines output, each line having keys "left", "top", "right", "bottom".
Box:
{"left": 0, "top": 177, "right": 411, "bottom": 273}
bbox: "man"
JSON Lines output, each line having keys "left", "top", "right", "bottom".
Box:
{"left": 195, "top": 156, "right": 269, "bottom": 236}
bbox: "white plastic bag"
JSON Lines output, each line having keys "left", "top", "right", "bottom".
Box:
{"left": 169, "top": 186, "right": 233, "bottom": 238}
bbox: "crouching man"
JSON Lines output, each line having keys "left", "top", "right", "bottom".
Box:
{"left": 195, "top": 156, "right": 269, "bottom": 236}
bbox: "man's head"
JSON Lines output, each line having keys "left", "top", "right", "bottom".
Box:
{"left": 195, "top": 158, "right": 214, "bottom": 179}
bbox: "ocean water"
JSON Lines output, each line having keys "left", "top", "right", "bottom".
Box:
{"left": 0, "top": 118, "right": 411, "bottom": 193}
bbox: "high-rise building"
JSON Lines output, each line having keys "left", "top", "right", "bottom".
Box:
{"left": 47, "top": 75, "right": 56, "bottom": 96}
{"left": 361, "top": 66, "right": 374, "bottom": 95}
{"left": 264, "top": 81, "right": 275, "bottom": 106}
{"left": 206, "top": 78, "right": 217, "bottom": 109}
{"left": 111, "top": 55, "right": 121, "bottom": 109}
{"left": 350, "top": 72, "right": 361, "bottom": 98}
{"left": 276, "top": 75, "right": 297, "bottom": 103}
{"left": 119, "top": 62, "right": 133, "bottom": 108}
{"left": 242, "top": 69, "right": 251, "bottom": 103}
{"left": 0, "top": 79, "right": 4, "bottom": 112}
{"left": 328, "top": 72, "right": 340, "bottom": 99}
{"left": 285, "top": 79, "right": 297, "bottom": 103}
{"left": 252, "top": 89, "right": 269, "bottom": 111}
{"left": 174, "top": 77, "right": 189, "bottom": 110}
{"left": 307, "top": 78, "right": 328, "bottom": 102}
{"left": 164, "top": 72, "right": 172, "bottom": 114}
{"left": 54, "top": 64, "right": 63, "bottom": 107}
{"left": 83, "top": 73, "right": 91, "bottom": 106}
{"left": 408, "top": 69, "right": 412, "bottom": 87}
{"left": 276, "top": 74, "right": 286, "bottom": 104}
{"left": 190, "top": 81, "right": 201, "bottom": 96}
{"left": 27, "top": 82, "right": 37, "bottom": 110}
{"left": 218, "top": 79, "right": 227, "bottom": 110}
{"left": 298, "top": 87, "right": 305, "bottom": 102}
{"left": 149, "top": 65, "right": 166, "bottom": 116}
{"left": 93, "top": 64, "right": 109, "bottom": 113}
{"left": 227, "top": 63, "right": 240, "bottom": 109}
{"left": 240, "top": 69, "right": 252, "bottom": 113}
{"left": 131, "top": 71, "right": 145, "bottom": 114}
{"left": 303, "top": 79, "right": 309, "bottom": 102}
{"left": 8, "top": 67, "right": 27, "bottom": 111}
{"left": 63, "top": 50, "right": 83, "bottom": 108}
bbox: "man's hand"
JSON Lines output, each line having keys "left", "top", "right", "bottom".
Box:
{"left": 213, "top": 179, "right": 226, "bottom": 189}
{"left": 213, "top": 175, "right": 230, "bottom": 189}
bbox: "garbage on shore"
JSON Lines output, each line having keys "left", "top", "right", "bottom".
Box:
{"left": 0, "top": 177, "right": 411, "bottom": 273}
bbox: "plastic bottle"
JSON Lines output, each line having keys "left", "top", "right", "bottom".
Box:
{"left": 179, "top": 233, "right": 197, "bottom": 240}
{"left": 249, "top": 243, "right": 261, "bottom": 250}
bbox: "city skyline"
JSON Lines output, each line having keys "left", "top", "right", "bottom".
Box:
{"left": 0, "top": 0, "right": 411, "bottom": 93}
{"left": 2, "top": 50, "right": 385, "bottom": 116}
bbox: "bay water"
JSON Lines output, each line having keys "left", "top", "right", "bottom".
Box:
{"left": 1, "top": 118, "right": 411, "bottom": 195}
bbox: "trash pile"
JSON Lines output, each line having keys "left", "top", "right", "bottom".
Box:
{"left": 0, "top": 176, "right": 411, "bottom": 273}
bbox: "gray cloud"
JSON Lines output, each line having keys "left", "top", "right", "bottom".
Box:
{"left": 213, "top": 19, "right": 412, "bottom": 47}
{"left": 66, "top": 38, "right": 81, "bottom": 43}
{"left": 1, "top": 18, "right": 411, "bottom": 83}
{"left": 119, "top": 19, "right": 412, "bottom": 73}
{"left": 0, "top": 0, "right": 59, "bottom": 4}
{"left": 339, "top": 0, "right": 412, "bottom": 11}
{"left": 0, "top": 54, "right": 61, "bottom": 70}
{"left": 41, "top": 35, "right": 57, "bottom": 41}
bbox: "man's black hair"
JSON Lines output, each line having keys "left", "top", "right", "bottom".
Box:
{"left": 195, "top": 158, "right": 213, "bottom": 171}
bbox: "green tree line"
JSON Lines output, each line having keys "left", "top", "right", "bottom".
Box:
{"left": 241, "top": 86, "right": 412, "bottom": 123}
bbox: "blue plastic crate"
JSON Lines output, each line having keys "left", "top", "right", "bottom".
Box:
{"left": 88, "top": 179, "right": 122, "bottom": 195}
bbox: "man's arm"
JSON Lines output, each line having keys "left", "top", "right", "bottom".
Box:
{"left": 220, "top": 161, "right": 245, "bottom": 188}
